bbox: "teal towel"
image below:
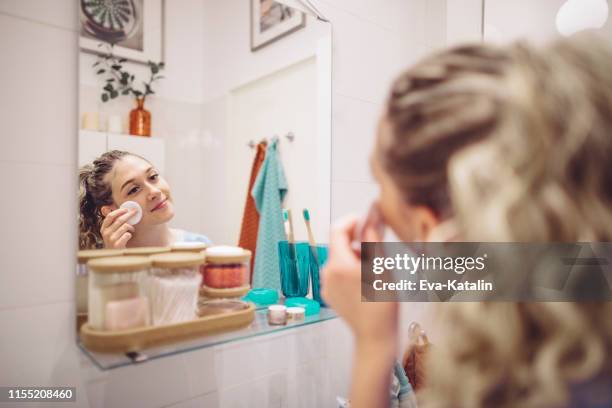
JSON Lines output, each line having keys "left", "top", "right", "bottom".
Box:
{"left": 251, "top": 139, "right": 288, "bottom": 291}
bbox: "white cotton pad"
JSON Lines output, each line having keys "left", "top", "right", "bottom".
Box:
{"left": 120, "top": 201, "right": 143, "bottom": 225}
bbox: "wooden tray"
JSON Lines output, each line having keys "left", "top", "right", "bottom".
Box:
{"left": 80, "top": 303, "right": 255, "bottom": 352}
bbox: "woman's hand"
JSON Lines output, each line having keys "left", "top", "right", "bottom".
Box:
{"left": 322, "top": 215, "right": 399, "bottom": 349}
{"left": 101, "top": 208, "right": 136, "bottom": 249}
{"left": 322, "top": 215, "right": 399, "bottom": 408}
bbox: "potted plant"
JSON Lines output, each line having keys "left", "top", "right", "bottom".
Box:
{"left": 93, "top": 43, "right": 165, "bottom": 137}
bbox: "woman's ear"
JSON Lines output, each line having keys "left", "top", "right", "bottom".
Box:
{"left": 410, "top": 206, "right": 440, "bottom": 241}
{"left": 100, "top": 205, "right": 116, "bottom": 218}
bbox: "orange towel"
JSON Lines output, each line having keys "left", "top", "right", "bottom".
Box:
{"left": 238, "top": 141, "right": 267, "bottom": 283}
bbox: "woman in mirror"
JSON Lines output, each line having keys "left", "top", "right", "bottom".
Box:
{"left": 78, "top": 150, "right": 211, "bottom": 249}
{"left": 323, "top": 33, "right": 612, "bottom": 407}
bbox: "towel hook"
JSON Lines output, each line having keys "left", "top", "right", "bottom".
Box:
{"left": 246, "top": 132, "right": 295, "bottom": 149}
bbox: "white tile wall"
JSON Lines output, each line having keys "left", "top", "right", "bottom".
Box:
{"left": 0, "top": 14, "right": 77, "bottom": 166}
{"left": 0, "top": 0, "right": 446, "bottom": 407}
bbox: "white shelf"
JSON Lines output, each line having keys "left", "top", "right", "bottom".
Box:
{"left": 78, "top": 130, "right": 165, "bottom": 173}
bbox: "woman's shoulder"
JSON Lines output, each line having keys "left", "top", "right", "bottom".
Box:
{"left": 171, "top": 228, "right": 213, "bottom": 245}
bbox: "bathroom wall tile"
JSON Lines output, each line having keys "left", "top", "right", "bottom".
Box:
{"left": 0, "top": 14, "right": 77, "bottom": 166}
{"left": 286, "top": 358, "right": 331, "bottom": 408}
{"left": 331, "top": 93, "right": 380, "bottom": 184}
{"left": 214, "top": 334, "right": 290, "bottom": 390}
{"left": 101, "top": 355, "right": 192, "bottom": 408}
{"left": 0, "top": 302, "right": 83, "bottom": 388}
{"left": 323, "top": 319, "right": 354, "bottom": 400}
{"left": 182, "top": 347, "right": 218, "bottom": 398}
{"left": 164, "top": 392, "right": 220, "bottom": 408}
{"left": 324, "top": 3, "right": 427, "bottom": 105}
{"left": 320, "top": 0, "right": 426, "bottom": 42}
{"left": 0, "top": 0, "right": 78, "bottom": 31}
{"left": 0, "top": 162, "right": 76, "bottom": 310}
{"left": 330, "top": 180, "right": 379, "bottom": 220}
{"left": 217, "top": 372, "right": 287, "bottom": 408}
{"left": 290, "top": 323, "right": 328, "bottom": 365}
{"left": 85, "top": 379, "right": 108, "bottom": 408}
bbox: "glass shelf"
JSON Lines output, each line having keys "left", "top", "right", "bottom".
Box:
{"left": 78, "top": 307, "right": 337, "bottom": 370}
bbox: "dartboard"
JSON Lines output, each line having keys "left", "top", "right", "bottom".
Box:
{"left": 81, "top": 0, "right": 139, "bottom": 44}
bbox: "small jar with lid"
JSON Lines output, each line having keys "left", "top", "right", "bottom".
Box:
{"left": 170, "top": 242, "right": 208, "bottom": 253}
{"left": 123, "top": 246, "right": 171, "bottom": 257}
{"left": 76, "top": 249, "right": 124, "bottom": 328}
{"left": 148, "top": 252, "right": 205, "bottom": 326}
{"left": 201, "top": 246, "right": 251, "bottom": 299}
{"left": 87, "top": 256, "right": 151, "bottom": 331}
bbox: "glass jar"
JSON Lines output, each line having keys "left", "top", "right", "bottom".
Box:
{"left": 76, "top": 249, "right": 124, "bottom": 327}
{"left": 123, "top": 246, "right": 171, "bottom": 257}
{"left": 149, "top": 252, "right": 205, "bottom": 326}
{"left": 170, "top": 242, "right": 208, "bottom": 253}
{"left": 201, "top": 246, "right": 251, "bottom": 298}
{"left": 87, "top": 256, "right": 151, "bottom": 331}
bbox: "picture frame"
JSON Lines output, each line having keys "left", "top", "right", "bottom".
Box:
{"left": 79, "top": 0, "right": 164, "bottom": 64}
{"left": 251, "top": 0, "right": 306, "bottom": 52}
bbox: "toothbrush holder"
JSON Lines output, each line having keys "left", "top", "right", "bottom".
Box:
{"left": 278, "top": 241, "right": 310, "bottom": 298}
{"left": 309, "top": 244, "right": 328, "bottom": 306}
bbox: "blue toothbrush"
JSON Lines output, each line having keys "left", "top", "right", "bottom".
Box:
{"left": 303, "top": 209, "right": 319, "bottom": 264}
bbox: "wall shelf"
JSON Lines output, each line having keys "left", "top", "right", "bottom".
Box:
{"left": 78, "top": 307, "right": 336, "bottom": 370}
{"left": 78, "top": 130, "right": 165, "bottom": 173}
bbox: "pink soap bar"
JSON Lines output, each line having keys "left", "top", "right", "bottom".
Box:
{"left": 104, "top": 297, "right": 150, "bottom": 331}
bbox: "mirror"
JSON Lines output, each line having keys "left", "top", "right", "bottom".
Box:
{"left": 76, "top": 0, "right": 331, "bottom": 339}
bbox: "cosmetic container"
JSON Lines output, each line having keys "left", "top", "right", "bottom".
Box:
{"left": 123, "top": 246, "right": 171, "bottom": 256}
{"left": 170, "top": 242, "right": 208, "bottom": 253}
{"left": 267, "top": 304, "right": 287, "bottom": 325}
{"left": 286, "top": 306, "right": 305, "bottom": 322}
{"left": 77, "top": 249, "right": 124, "bottom": 327}
{"left": 201, "top": 246, "right": 251, "bottom": 298}
{"left": 149, "top": 252, "right": 205, "bottom": 325}
{"left": 198, "top": 299, "right": 251, "bottom": 317}
{"left": 88, "top": 256, "right": 151, "bottom": 331}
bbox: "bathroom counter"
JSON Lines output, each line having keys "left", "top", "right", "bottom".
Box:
{"left": 78, "top": 307, "right": 337, "bottom": 370}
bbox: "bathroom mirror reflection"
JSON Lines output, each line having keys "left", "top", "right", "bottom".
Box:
{"left": 76, "top": 0, "right": 331, "bottom": 349}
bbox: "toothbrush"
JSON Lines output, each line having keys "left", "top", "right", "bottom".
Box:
{"left": 283, "top": 209, "right": 296, "bottom": 259}
{"left": 303, "top": 208, "right": 319, "bottom": 264}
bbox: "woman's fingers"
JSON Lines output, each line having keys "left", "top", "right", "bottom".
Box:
{"left": 105, "top": 208, "right": 136, "bottom": 235}
{"left": 114, "top": 232, "right": 132, "bottom": 248}
{"left": 329, "top": 215, "right": 360, "bottom": 260}
{"left": 101, "top": 208, "right": 128, "bottom": 230}
{"left": 109, "top": 223, "right": 135, "bottom": 243}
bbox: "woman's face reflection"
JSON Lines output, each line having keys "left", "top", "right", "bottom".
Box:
{"left": 103, "top": 155, "right": 175, "bottom": 227}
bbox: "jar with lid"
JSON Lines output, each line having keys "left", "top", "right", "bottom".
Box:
{"left": 76, "top": 249, "right": 124, "bottom": 328}
{"left": 87, "top": 256, "right": 151, "bottom": 331}
{"left": 201, "top": 246, "right": 251, "bottom": 299}
{"left": 170, "top": 242, "right": 208, "bottom": 253}
{"left": 123, "top": 246, "right": 171, "bottom": 257}
{"left": 148, "top": 252, "right": 205, "bottom": 325}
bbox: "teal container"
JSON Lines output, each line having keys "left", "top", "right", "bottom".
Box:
{"left": 278, "top": 241, "right": 310, "bottom": 298}
{"left": 285, "top": 297, "right": 320, "bottom": 316}
{"left": 243, "top": 288, "right": 278, "bottom": 307}
{"left": 310, "top": 244, "right": 329, "bottom": 306}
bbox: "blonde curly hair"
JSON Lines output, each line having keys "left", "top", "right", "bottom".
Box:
{"left": 419, "top": 33, "right": 612, "bottom": 407}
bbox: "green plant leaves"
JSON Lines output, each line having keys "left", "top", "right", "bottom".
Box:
{"left": 94, "top": 44, "right": 164, "bottom": 103}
